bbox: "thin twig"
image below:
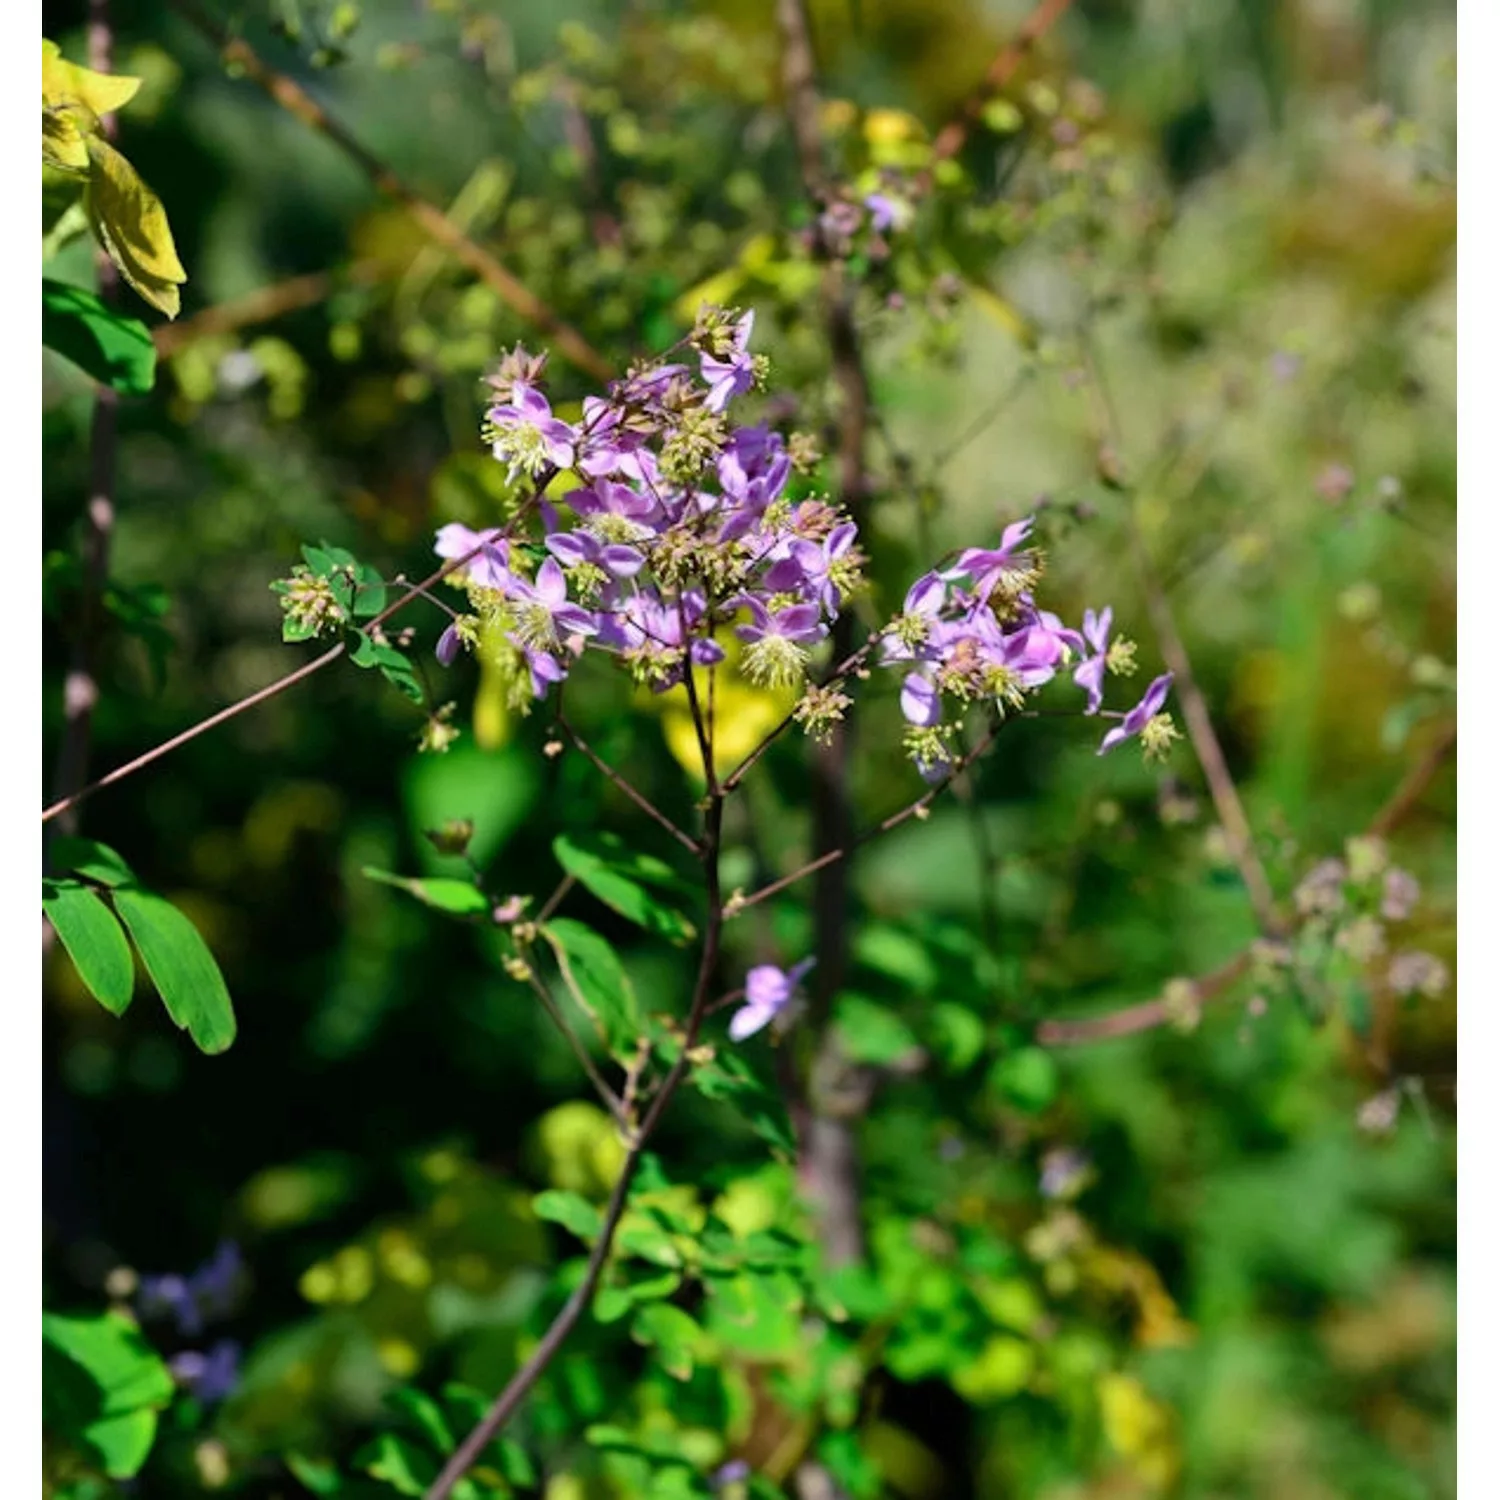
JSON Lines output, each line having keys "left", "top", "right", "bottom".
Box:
{"left": 171, "top": 0, "right": 612, "bottom": 382}
{"left": 1035, "top": 728, "right": 1457, "bottom": 1047}
{"left": 40, "top": 511, "right": 537, "bottom": 827}
{"left": 555, "top": 711, "right": 700, "bottom": 855}
{"left": 153, "top": 260, "right": 385, "bottom": 357}
{"left": 426, "top": 796, "right": 728, "bottom": 1500}
{"left": 522, "top": 965, "right": 624, "bottom": 1122}
{"left": 730, "top": 724, "right": 1001, "bottom": 916}
{"left": 928, "top": 0, "right": 1077, "bottom": 166}
{"left": 48, "top": 0, "right": 121, "bottom": 850}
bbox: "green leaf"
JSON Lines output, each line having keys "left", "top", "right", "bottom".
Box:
{"left": 630, "top": 1303, "right": 701, "bottom": 1380}
{"left": 532, "top": 1189, "right": 603, "bottom": 1241}
{"left": 42, "top": 279, "right": 156, "bottom": 394}
{"left": 43, "top": 879, "right": 135, "bottom": 1016}
{"left": 386, "top": 1387, "right": 454, "bottom": 1453}
{"left": 987, "top": 1047, "right": 1058, "bottom": 1114}
{"left": 685, "top": 1042, "right": 796, "bottom": 1154}
{"left": 49, "top": 836, "right": 135, "bottom": 887}
{"left": 285, "top": 1453, "right": 345, "bottom": 1495}
{"left": 112, "top": 887, "right": 237, "bottom": 1054}
{"left": 358, "top": 1431, "right": 437, "bottom": 1495}
{"left": 362, "top": 867, "right": 490, "bottom": 917}
{"left": 928, "top": 1002, "right": 986, "bottom": 1073}
{"left": 43, "top": 1312, "right": 174, "bottom": 1480}
{"left": 350, "top": 634, "right": 423, "bottom": 702}
{"left": 594, "top": 1269, "right": 682, "bottom": 1324}
{"left": 82, "top": 135, "right": 186, "bottom": 318}
{"left": 539, "top": 918, "right": 640, "bottom": 1055}
{"left": 553, "top": 832, "right": 696, "bottom": 945}
{"left": 833, "top": 993, "right": 921, "bottom": 1066}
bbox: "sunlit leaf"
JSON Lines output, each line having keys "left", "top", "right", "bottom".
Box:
{"left": 362, "top": 867, "right": 490, "bottom": 917}
{"left": 553, "top": 831, "right": 696, "bottom": 945}
{"left": 42, "top": 879, "right": 135, "bottom": 1016}
{"left": 42, "top": 279, "right": 156, "bottom": 394}
{"left": 112, "top": 887, "right": 237, "bottom": 1054}
{"left": 539, "top": 918, "right": 640, "bottom": 1055}
{"left": 83, "top": 135, "right": 186, "bottom": 319}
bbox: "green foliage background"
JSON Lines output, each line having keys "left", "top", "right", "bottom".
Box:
{"left": 42, "top": 1, "right": 1455, "bottom": 1496}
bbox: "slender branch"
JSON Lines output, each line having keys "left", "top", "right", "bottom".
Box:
{"left": 555, "top": 711, "right": 700, "bottom": 855}
{"left": 48, "top": 0, "right": 121, "bottom": 850}
{"left": 730, "top": 724, "right": 1000, "bottom": 916}
{"left": 426, "top": 796, "right": 727, "bottom": 1500}
{"left": 41, "top": 516, "right": 535, "bottom": 827}
{"left": 521, "top": 964, "right": 625, "bottom": 1122}
{"left": 170, "top": 0, "right": 612, "bottom": 382}
{"left": 153, "top": 260, "right": 384, "bottom": 357}
{"left": 928, "top": 0, "right": 1077, "bottom": 166}
{"left": 1367, "top": 720, "right": 1456, "bottom": 838}
{"left": 1036, "top": 728, "right": 1456, "bottom": 1047}
{"left": 775, "top": 0, "right": 875, "bottom": 1269}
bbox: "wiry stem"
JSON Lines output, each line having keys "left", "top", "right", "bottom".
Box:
{"left": 48, "top": 0, "right": 121, "bottom": 852}
{"left": 171, "top": 0, "right": 612, "bottom": 381}
{"left": 1036, "top": 727, "right": 1455, "bottom": 1047}
{"left": 426, "top": 797, "right": 727, "bottom": 1500}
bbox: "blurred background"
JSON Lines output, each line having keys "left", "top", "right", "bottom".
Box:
{"left": 42, "top": 1, "right": 1455, "bottom": 1496}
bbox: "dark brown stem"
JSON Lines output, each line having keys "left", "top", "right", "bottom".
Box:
{"left": 556, "top": 711, "right": 700, "bottom": 855}
{"left": 170, "top": 0, "right": 612, "bottom": 382}
{"left": 48, "top": 0, "right": 120, "bottom": 851}
{"left": 426, "top": 797, "right": 726, "bottom": 1500}
{"left": 775, "top": 0, "right": 876, "bottom": 1268}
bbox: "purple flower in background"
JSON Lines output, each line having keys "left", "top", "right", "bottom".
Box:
{"left": 1098, "top": 672, "right": 1173, "bottom": 755}
{"left": 712, "top": 1459, "right": 752, "bottom": 1490}
{"left": 863, "top": 192, "right": 907, "bottom": 232}
{"left": 170, "top": 1340, "right": 240, "bottom": 1406}
{"left": 700, "top": 311, "right": 757, "bottom": 413}
{"left": 434, "top": 524, "right": 511, "bottom": 590}
{"left": 137, "top": 1273, "right": 202, "bottom": 1338}
{"left": 138, "top": 1242, "right": 243, "bottom": 1339}
{"left": 729, "top": 959, "right": 814, "bottom": 1041}
{"left": 1073, "top": 606, "right": 1113, "bottom": 714}
{"left": 488, "top": 383, "right": 576, "bottom": 479}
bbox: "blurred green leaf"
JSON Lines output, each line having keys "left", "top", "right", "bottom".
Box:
{"left": 42, "top": 279, "right": 156, "bottom": 393}
{"left": 539, "top": 918, "right": 640, "bottom": 1056}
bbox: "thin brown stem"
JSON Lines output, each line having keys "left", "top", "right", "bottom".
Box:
{"left": 426, "top": 796, "right": 727, "bottom": 1500}
{"left": 171, "top": 0, "right": 611, "bottom": 382}
{"left": 41, "top": 517, "right": 533, "bottom": 827}
{"left": 1036, "top": 729, "right": 1456, "bottom": 1047}
{"left": 730, "top": 724, "right": 1000, "bottom": 916}
{"left": 48, "top": 0, "right": 120, "bottom": 851}
{"left": 153, "top": 260, "right": 384, "bottom": 357}
{"left": 522, "top": 965, "right": 624, "bottom": 1122}
{"left": 555, "top": 711, "right": 700, "bottom": 855}
{"left": 928, "top": 0, "right": 1077, "bottom": 166}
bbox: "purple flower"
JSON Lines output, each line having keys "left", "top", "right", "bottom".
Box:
{"left": 545, "top": 529, "right": 646, "bottom": 581}
{"left": 1073, "top": 606, "right": 1112, "bottom": 714}
{"left": 729, "top": 959, "right": 814, "bottom": 1041}
{"left": 436, "top": 624, "right": 463, "bottom": 666}
{"left": 137, "top": 1273, "right": 201, "bottom": 1338}
{"left": 488, "top": 383, "right": 576, "bottom": 480}
{"left": 863, "top": 192, "right": 906, "bottom": 233}
{"left": 434, "top": 524, "right": 511, "bottom": 591}
{"left": 712, "top": 1459, "right": 752, "bottom": 1489}
{"left": 947, "top": 517, "right": 1035, "bottom": 602}
{"left": 170, "top": 1340, "right": 240, "bottom": 1406}
{"left": 1098, "top": 672, "right": 1173, "bottom": 754}
{"left": 735, "top": 598, "right": 828, "bottom": 688}
{"left": 700, "top": 311, "right": 756, "bottom": 414}
{"left": 900, "top": 671, "right": 942, "bottom": 727}
{"left": 137, "top": 1242, "right": 242, "bottom": 1339}
{"left": 764, "top": 522, "right": 858, "bottom": 614}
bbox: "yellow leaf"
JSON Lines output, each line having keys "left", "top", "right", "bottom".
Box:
{"left": 967, "top": 284, "right": 1037, "bottom": 350}
{"left": 657, "top": 646, "right": 796, "bottom": 784}
{"left": 83, "top": 135, "right": 187, "bottom": 318}
{"left": 42, "top": 38, "right": 142, "bottom": 119}
{"left": 42, "top": 108, "right": 90, "bottom": 171}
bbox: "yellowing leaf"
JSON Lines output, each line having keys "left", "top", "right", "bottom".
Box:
{"left": 43, "top": 39, "right": 142, "bottom": 119}
{"left": 967, "top": 283, "right": 1037, "bottom": 350}
{"left": 42, "top": 108, "right": 90, "bottom": 171}
{"left": 657, "top": 648, "right": 796, "bottom": 784}
{"left": 1097, "top": 1372, "right": 1180, "bottom": 1490}
{"left": 83, "top": 136, "right": 187, "bottom": 319}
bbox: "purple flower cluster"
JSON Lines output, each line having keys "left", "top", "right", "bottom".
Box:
{"left": 434, "top": 307, "right": 1175, "bottom": 770}
{"left": 136, "top": 1241, "right": 244, "bottom": 1405}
